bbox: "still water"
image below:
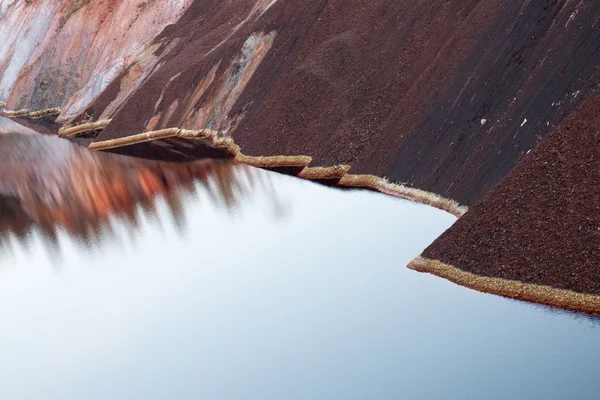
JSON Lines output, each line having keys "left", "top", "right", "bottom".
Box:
{"left": 0, "top": 163, "right": 598, "bottom": 400}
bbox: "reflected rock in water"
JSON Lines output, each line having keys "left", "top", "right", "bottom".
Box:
{"left": 0, "top": 116, "right": 39, "bottom": 136}
{"left": 0, "top": 133, "right": 281, "bottom": 257}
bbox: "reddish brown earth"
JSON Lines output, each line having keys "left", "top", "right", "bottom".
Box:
{"left": 423, "top": 89, "right": 600, "bottom": 296}
{"left": 81, "top": 0, "right": 600, "bottom": 206}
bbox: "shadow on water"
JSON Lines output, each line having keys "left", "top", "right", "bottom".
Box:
{"left": 530, "top": 301, "right": 600, "bottom": 328}
{"left": 0, "top": 133, "right": 285, "bottom": 262}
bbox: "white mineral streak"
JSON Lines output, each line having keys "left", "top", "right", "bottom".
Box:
{"left": 0, "top": 1, "right": 60, "bottom": 99}
{"left": 97, "top": 39, "right": 182, "bottom": 121}
{"left": 62, "top": 0, "right": 194, "bottom": 118}
{"left": 0, "top": 0, "right": 193, "bottom": 116}
{"left": 0, "top": 116, "right": 38, "bottom": 135}
{"left": 0, "top": 0, "right": 17, "bottom": 16}
{"left": 181, "top": 32, "right": 277, "bottom": 134}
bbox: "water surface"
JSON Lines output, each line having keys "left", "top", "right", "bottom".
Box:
{"left": 0, "top": 164, "right": 598, "bottom": 400}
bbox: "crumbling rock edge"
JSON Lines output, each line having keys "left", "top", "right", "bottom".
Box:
{"left": 408, "top": 256, "right": 600, "bottom": 315}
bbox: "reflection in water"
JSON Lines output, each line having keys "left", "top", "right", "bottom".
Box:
{"left": 0, "top": 133, "right": 284, "bottom": 260}
{"left": 1, "top": 134, "right": 600, "bottom": 400}
{"left": 531, "top": 301, "right": 600, "bottom": 328}
{"left": 0, "top": 116, "right": 39, "bottom": 135}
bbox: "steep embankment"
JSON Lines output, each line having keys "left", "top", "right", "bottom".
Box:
{"left": 3, "top": 1, "right": 600, "bottom": 206}
{"left": 81, "top": 0, "right": 600, "bottom": 206}
{"left": 412, "top": 89, "right": 600, "bottom": 313}
{"left": 0, "top": 0, "right": 193, "bottom": 116}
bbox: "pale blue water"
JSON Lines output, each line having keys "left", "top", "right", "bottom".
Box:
{"left": 0, "top": 165, "right": 598, "bottom": 399}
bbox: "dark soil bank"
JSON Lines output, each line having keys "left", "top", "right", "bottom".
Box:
{"left": 423, "top": 89, "right": 600, "bottom": 296}
{"left": 91, "top": 0, "right": 600, "bottom": 206}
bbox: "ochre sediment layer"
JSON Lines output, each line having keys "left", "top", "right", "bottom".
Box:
{"left": 339, "top": 174, "right": 468, "bottom": 217}
{"left": 297, "top": 165, "right": 352, "bottom": 181}
{"left": 2, "top": 108, "right": 61, "bottom": 119}
{"left": 88, "top": 128, "right": 240, "bottom": 157}
{"left": 59, "top": 119, "right": 112, "bottom": 138}
{"left": 408, "top": 256, "right": 600, "bottom": 314}
{"left": 234, "top": 154, "right": 313, "bottom": 169}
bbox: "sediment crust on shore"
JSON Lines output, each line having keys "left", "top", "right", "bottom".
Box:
{"left": 59, "top": 119, "right": 112, "bottom": 137}
{"left": 82, "top": 125, "right": 468, "bottom": 216}
{"left": 408, "top": 256, "right": 600, "bottom": 314}
{"left": 2, "top": 108, "right": 61, "bottom": 119}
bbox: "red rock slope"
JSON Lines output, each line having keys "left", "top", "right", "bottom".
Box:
{"left": 4, "top": 0, "right": 600, "bottom": 208}
{"left": 81, "top": 0, "right": 600, "bottom": 206}
{"left": 412, "top": 88, "right": 600, "bottom": 313}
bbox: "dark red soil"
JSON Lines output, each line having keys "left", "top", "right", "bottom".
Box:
{"left": 423, "top": 89, "right": 600, "bottom": 296}
{"left": 90, "top": 0, "right": 600, "bottom": 206}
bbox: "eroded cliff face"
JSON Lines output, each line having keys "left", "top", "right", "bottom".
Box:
{"left": 0, "top": 0, "right": 193, "bottom": 115}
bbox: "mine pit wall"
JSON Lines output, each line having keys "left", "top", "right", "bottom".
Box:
{"left": 81, "top": 0, "right": 600, "bottom": 208}
{"left": 388, "top": 0, "right": 600, "bottom": 206}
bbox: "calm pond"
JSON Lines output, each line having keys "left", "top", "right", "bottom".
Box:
{"left": 0, "top": 163, "right": 598, "bottom": 399}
